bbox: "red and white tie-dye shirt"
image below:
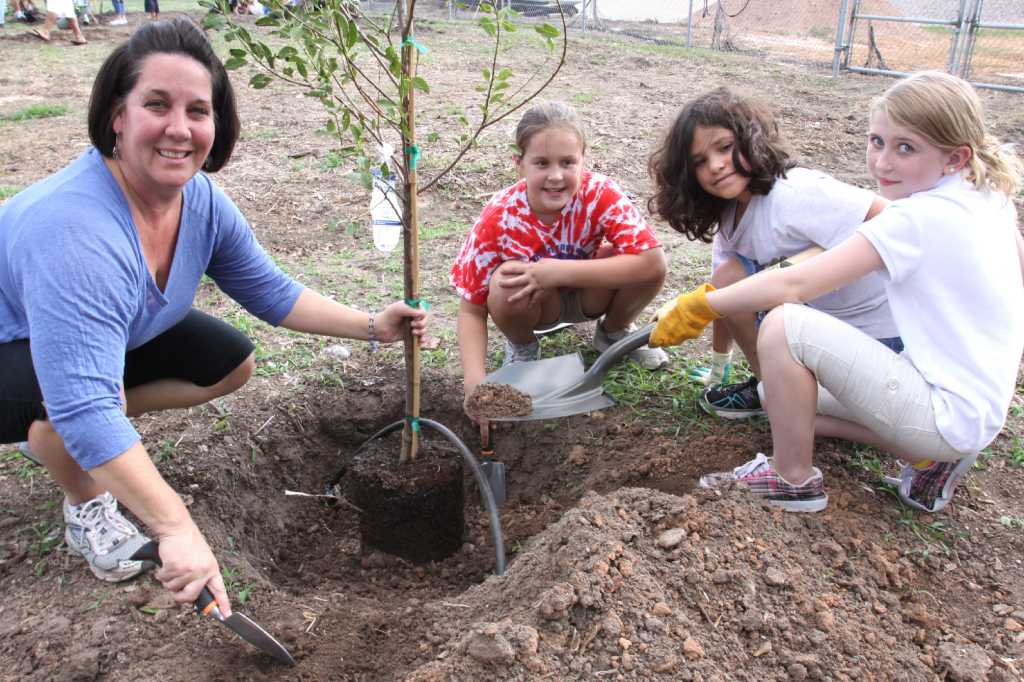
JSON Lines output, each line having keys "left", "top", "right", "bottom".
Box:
{"left": 450, "top": 170, "right": 661, "bottom": 306}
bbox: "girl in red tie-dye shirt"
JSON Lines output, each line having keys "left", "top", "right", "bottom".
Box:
{"left": 450, "top": 102, "right": 668, "bottom": 432}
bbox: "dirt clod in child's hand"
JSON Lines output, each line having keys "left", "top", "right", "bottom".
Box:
{"left": 466, "top": 383, "right": 533, "bottom": 418}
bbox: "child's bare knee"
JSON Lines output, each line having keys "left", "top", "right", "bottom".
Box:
{"left": 757, "top": 306, "right": 787, "bottom": 349}
{"left": 711, "top": 257, "right": 747, "bottom": 288}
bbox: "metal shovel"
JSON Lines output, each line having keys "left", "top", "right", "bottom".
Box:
{"left": 482, "top": 324, "right": 654, "bottom": 422}
{"left": 131, "top": 541, "right": 296, "bottom": 666}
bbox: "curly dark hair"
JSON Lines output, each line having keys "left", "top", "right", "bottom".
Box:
{"left": 647, "top": 87, "right": 795, "bottom": 243}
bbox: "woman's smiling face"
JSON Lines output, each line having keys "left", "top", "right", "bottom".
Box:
{"left": 112, "top": 52, "right": 215, "bottom": 200}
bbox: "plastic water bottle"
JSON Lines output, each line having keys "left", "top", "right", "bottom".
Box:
{"left": 369, "top": 153, "right": 402, "bottom": 253}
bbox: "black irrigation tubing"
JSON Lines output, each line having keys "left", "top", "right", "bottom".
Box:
{"left": 328, "top": 418, "right": 507, "bottom": 577}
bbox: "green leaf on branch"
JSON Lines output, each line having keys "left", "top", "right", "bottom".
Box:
{"left": 250, "top": 73, "right": 273, "bottom": 89}
{"left": 385, "top": 46, "right": 402, "bottom": 79}
{"left": 478, "top": 17, "right": 496, "bottom": 37}
{"left": 535, "top": 23, "right": 560, "bottom": 38}
{"left": 411, "top": 77, "right": 430, "bottom": 94}
{"left": 497, "top": 67, "right": 512, "bottom": 81}
{"left": 255, "top": 15, "right": 278, "bottom": 27}
{"left": 482, "top": 68, "right": 491, "bottom": 80}
{"left": 345, "top": 19, "right": 358, "bottom": 49}
{"left": 202, "top": 12, "right": 225, "bottom": 30}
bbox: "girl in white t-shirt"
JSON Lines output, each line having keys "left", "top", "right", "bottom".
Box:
{"left": 648, "top": 87, "right": 897, "bottom": 421}
{"left": 650, "top": 72, "right": 1024, "bottom": 514}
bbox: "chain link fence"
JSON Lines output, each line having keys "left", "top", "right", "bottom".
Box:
{"left": 425, "top": 1, "right": 1022, "bottom": 93}
{"left": 835, "top": 0, "right": 1024, "bottom": 93}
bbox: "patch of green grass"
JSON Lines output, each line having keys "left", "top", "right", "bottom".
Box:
{"left": 1006, "top": 437, "right": 1024, "bottom": 467}
{"left": 896, "top": 508, "right": 963, "bottom": 558}
{"left": 221, "top": 565, "right": 256, "bottom": 605}
{"left": 1, "top": 103, "right": 68, "bottom": 122}
{"left": 319, "top": 151, "right": 347, "bottom": 171}
{"left": 420, "top": 219, "right": 466, "bottom": 240}
{"left": 255, "top": 334, "right": 323, "bottom": 377}
{"left": 241, "top": 126, "right": 281, "bottom": 141}
{"left": 153, "top": 439, "right": 179, "bottom": 465}
{"left": 571, "top": 91, "right": 596, "bottom": 105}
{"left": 19, "top": 519, "right": 62, "bottom": 576}
{"left": 0, "top": 186, "right": 22, "bottom": 201}
{"left": 850, "top": 445, "right": 886, "bottom": 478}
{"left": 807, "top": 25, "right": 833, "bottom": 41}
{"left": 602, "top": 354, "right": 712, "bottom": 434}
{"left": 999, "top": 515, "right": 1024, "bottom": 530}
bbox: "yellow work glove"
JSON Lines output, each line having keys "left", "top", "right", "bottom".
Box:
{"left": 650, "top": 284, "right": 722, "bottom": 348}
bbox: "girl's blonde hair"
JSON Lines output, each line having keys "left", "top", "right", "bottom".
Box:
{"left": 513, "top": 101, "right": 587, "bottom": 158}
{"left": 871, "top": 71, "right": 1021, "bottom": 195}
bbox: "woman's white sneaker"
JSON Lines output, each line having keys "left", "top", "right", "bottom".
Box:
{"left": 63, "top": 492, "right": 153, "bottom": 582}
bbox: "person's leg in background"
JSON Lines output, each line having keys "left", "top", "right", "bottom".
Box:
{"left": 109, "top": 0, "right": 126, "bottom": 23}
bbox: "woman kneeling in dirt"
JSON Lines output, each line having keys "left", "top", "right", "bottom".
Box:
{"left": 0, "top": 18, "right": 429, "bottom": 614}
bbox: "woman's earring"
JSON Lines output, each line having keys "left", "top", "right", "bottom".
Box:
{"left": 112, "top": 144, "right": 120, "bottom": 160}
{"left": 947, "top": 165, "right": 956, "bottom": 174}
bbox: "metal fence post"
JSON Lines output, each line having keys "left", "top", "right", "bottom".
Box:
{"left": 687, "top": 0, "right": 694, "bottom": 48}
{"left": 833, "top": 0, "right": 851, "bottom": 77}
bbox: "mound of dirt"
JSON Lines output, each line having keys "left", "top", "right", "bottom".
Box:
{"left": 465, "top": 383, "right": 534, "bottom": 419}
{"left": 406, "top": 486, "right": 1021, "bottom": 681}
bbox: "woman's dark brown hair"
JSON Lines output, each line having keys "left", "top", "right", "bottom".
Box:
{"left": 648, "top": 87, "right": 795, "bottom": 242}
{"left": 88, "top": 17, "right": 239, "bottom": 172}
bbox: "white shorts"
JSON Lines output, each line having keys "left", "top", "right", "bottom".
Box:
{"left": 47, "top": 0, "right": 76, "bottom": 18}
{"left": 779, "top": 303, "right": 965, "bottom": 462}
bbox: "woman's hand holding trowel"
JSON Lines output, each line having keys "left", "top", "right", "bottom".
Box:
{"left": 152, "top": 523, "right": 232, "bottom": 617}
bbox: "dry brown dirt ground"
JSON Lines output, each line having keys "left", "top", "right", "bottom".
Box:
{"left": 2, "top": 6, "right": 1024, "bottom": 682}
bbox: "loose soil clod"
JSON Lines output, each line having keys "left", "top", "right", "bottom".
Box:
{"left": 465, "top": 383, "right": 534, "bottom": 419}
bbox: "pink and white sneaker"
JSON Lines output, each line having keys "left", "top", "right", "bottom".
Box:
{"left": 699, "top": 452, "right": 828, "bottom": 513}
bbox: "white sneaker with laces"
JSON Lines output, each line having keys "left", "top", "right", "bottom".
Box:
{"left": 109, "top": 15, "right": 127, "bottom": 24}
{"left": 64, "top": 492, "right": 153, "bottom": 582}
{"left": 593, "top": 321, "right": 668, "bottom": 370}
